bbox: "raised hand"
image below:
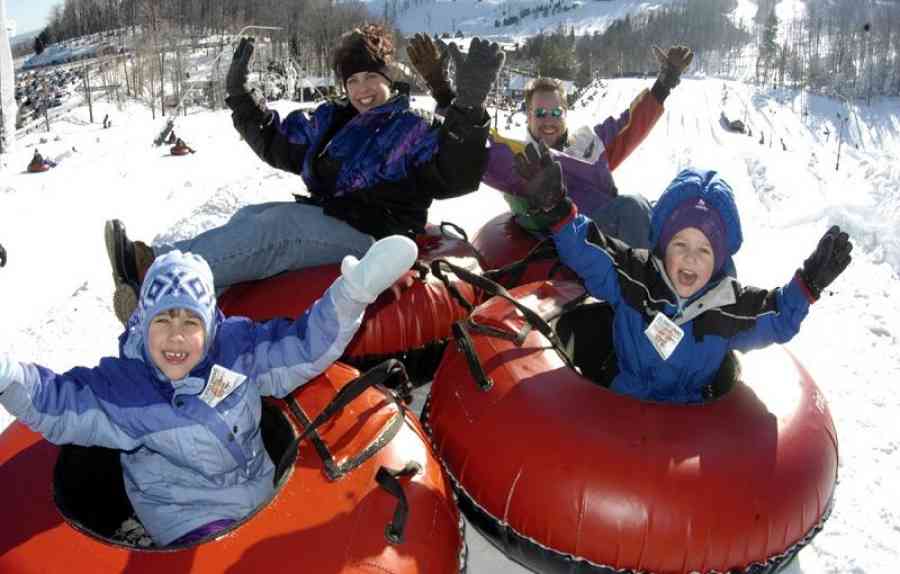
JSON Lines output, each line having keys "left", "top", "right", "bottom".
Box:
{"left": 226, "top": 37, "right": 255, "bottom": 98}
{"left": 798, "top": 225, "right": 853, "bottom": 300}
{"left": 339, "top": 236, "right": 419, "bottom": 304}
{"left": 224, "top": 37, "right": 271, "bottom": 125}
{"left": 652, "top": 45, "right": 694, "bottom": 89}
{"left": 406, "top": 33, "right": 451, "bottom": 99}
{"left": 514, "top": 142, "right": 573, "bottom": 226}
{"left": 447, "top": 37, "right": 505, "bottom": 110}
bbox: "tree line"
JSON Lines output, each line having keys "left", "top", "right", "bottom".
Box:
{"left": 514, "top": 0, "right": 899, "bottom": 99}
{"left": 34, "top": 0, "right": 374, "bottom": 81}
{"left": 31, "top": 0, "right": 900, "bottom": 102}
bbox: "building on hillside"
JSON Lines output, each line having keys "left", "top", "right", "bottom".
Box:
{"left": 502, "top": 72, "right": 574, "bottom": 103}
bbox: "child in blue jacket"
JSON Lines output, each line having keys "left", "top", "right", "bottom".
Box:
{"left": 514, "top": 143, "right": 853, "bottom": 403}
{"left": 0, "top": 235, "right": 417, "bottom": 546}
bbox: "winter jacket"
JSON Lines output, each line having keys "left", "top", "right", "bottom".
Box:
{"left": 0, "top": 280, "right": 366, "bottom": 545}
{"left": 551, "top": 171, "right": 810, "bottom": 404}
{"left": 485, "top": 87, "right": 664, "bottom": 230}
{"left": 227, "top": 94, "right": 489, "bottom": 239}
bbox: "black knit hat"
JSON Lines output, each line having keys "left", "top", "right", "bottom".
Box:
{"left": 332, "top": 24, "right": 395, "bottom": 87}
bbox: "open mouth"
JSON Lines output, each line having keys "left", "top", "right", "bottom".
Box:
{"left": 357, "top": 95, "right": 376, "bottom": 107}
{"left": 677, "top": 269, "right": 698, "bottom": 288}
{"left": 163, "top": 351, "right": 190, "bottom": 364}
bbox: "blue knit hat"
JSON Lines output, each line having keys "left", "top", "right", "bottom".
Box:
{"left": 650, "top": 168, "right": 743, "bottom": 274}
{"left": 658, "top": 196, "right": 729, "bottom": 273}
{"left": 138, "top": 250, "right": 217, "bottom": 357}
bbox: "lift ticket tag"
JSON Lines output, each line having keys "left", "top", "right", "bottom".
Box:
{"left": 645, "top": 313, "right": 684, "bottom": 360}
{"left": 200, "top": 365, "right": 247, "bottom": 408}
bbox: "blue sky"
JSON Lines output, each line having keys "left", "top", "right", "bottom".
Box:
{"left": 8, "top": 0, "right": 60, "bottom": 36}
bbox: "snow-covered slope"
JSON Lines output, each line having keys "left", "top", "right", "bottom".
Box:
{"left": 371, "top": 0, "right": 677, "bottom": 40}
{"left": 0, "top": 75, "right": 898, "bottom": 571}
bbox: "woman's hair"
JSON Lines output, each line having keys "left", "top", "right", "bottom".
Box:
{"left": 524, "top": 77, "right": 568, "bottom": 111}
{"left": 332, "top": 24, "right": 395, "bottom": 85}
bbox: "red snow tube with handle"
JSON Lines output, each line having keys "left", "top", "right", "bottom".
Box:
{"left": 426, "top": 275, "right": 837, "bottom": 574}
{"left": 170, "top": 145, "right": 192, "bottom": 156}
{"left": 218, "top": 223, "right": 483, "bottom": 381}
{"left": 27, "top": 162, "right": 51, "bottom": 173}
{"left": 0, "top": 360, "right": 466, "bottom": 573}
{"left": 472, "top": 211, "right": 576, "bottom": 289}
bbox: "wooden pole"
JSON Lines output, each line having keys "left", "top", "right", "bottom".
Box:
{"left": 83, "top": 64, "right": 94, "bottom": 123}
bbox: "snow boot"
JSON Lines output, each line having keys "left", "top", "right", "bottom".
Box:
{"left": 112, "top": 283, "right": 140, "bottom": 327}
{"left": 104, "top": 219, "right": 155, "bottom": 325}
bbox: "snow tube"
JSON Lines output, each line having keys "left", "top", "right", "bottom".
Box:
{"left": 426, "top": 277, "right": 837, "bottom": 574}
{"left": 170, "top": 145, "right": 192, "bottom": 156}
{"left": 472, "top": 211, "right": 576, "bottom": 288}
{"left": 0, "top": 360, "right": 466, "bottom": 573}
{"left": 27, "top": 162, "right": 51, "bottom": 173}
{"left": 219, "top": 223, "right": 483, "bottom": 382}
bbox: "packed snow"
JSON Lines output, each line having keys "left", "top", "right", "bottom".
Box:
{"left": 374, "top": 0, "right": 678, "bottom": 40}
{"left": 0, "top": 74, "right": 898, "bottom": 572}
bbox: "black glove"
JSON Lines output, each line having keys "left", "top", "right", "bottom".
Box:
{"left": 514, "top": 142, "right": 574, "bottom": 226}
{"left": 448, "top": 37, "right": 505, "bottom": 110}
{"left": 798, "top": 225, "right": 853, "bottom": 301}
{"left": 407, "top": 33, "right": 453, "bottom": 105}
{"left": 0, "top": 243, "right": 6, "bottom": 267}
{"left": 226, "top": 37, "right": 255, "bottom": 97}
{"left": 653, "top": 45, "right": 693, "bottom": 90}
{"left": 225, "top": 37, "right": 270, "bottom": 125}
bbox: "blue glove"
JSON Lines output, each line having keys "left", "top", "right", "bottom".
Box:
{"left": 339, "top": 236, "right": 419, "bottom": 304}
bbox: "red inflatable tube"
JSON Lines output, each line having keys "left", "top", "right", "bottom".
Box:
{"left": 27, "top": 162, "right": 51, "bottom": 173}
{"left": 218, "top": 224, "right": 483, "bottom": 381}
{"left": 427, "top": 279, "right": 837, "bottom": 574}
{"left": 472, "top": 212, "right": 576, "bottom": 288}
{"left": 0, "top": 362, "right": 466, "bottom": 573}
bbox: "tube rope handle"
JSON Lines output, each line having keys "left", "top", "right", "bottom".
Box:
{"left": 274, "top": 360, "right": 409, "bottom": 480}
{"left": 376, "top": 461, "right": 422, "bottom": 544}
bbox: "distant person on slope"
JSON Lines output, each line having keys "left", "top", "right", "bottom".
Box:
{"left": 0, "top": 240, "right": 417, "bottom": 546}
{"left": 407, "top": 34, "right": 692, "bottom": 248}
{"left": 27, "top": 149, "right": 57, "bottom": 173}
{"left": 104, "top": 24, "right": 502, "bottom": 326}
{"left": 170, "top": 137, "right": 195, "bottom": 155}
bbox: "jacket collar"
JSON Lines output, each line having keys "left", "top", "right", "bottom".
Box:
{"left": 651, "top": 255, "right": 739, "bottom": 324}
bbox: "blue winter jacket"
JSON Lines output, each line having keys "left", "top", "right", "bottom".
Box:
{"left": 278, "top": 96, "right": 438, "bottom": 198}
{"left": 552, "top": 169, "right": 811, "bottom": 403}
{"left": 0, "top": 279, "right": 367, "bottom": 545}
{"left": 228, "top": 93, "right": 489, "bottom": 238}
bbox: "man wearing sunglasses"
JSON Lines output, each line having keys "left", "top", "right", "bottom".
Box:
{"left": 407, "top": 36, "right": 692, "bottom": 248}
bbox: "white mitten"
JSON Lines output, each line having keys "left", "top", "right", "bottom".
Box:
{"left": 0, "top": 354, "right": 23, "bottom": 394}
{"left": 340, "top": 236, "right": 418, "bottom": 304}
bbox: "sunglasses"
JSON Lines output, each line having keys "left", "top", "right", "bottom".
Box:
{"left": 532, "top": 106, "right": 565, "bottom": 119}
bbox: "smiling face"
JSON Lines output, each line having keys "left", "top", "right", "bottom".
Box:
{"left": 345, "top": 71, "right": 392, "bottom": 114}
{"left": 663, "top": 227, "right": 715, "bottom": 299}
{"left": 527, "top": 89, "right": 568, "bottom": 148}
{"left": 147, "top": 308, "right": 206, "bottom": 381}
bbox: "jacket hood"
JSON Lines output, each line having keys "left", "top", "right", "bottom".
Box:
{"left": 649, "top": 168, "right": 743, "bottom": 260}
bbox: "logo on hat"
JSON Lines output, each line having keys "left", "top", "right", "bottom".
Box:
{"left": 141, "top": 269, "right": 213, "bottom": 313}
